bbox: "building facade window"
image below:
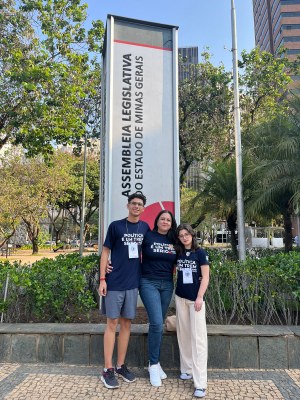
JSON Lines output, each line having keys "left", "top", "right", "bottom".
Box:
{"left": 282, "top": 24, "right": 300, "bottom": 29}
{"left": 281, "top": 35, "right": 300, "bottom": 43}
{"left": 281, "top": 0, "right": 300, "bottom": 4}
{"left": 281, "top": 12, "right": 300, "bottom": 18}
{"left": 287, "top": 48, "right": 300, "bottom": 54}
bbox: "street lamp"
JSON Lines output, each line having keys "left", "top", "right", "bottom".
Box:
{"left": 231, "top": 0, "right": 246, "bottom": 260}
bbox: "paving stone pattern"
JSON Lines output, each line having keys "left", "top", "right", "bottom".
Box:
{"left": 0, "top": 364, "right": 299, "bottom": 399}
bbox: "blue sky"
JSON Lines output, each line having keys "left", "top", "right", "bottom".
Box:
{"left": 85, "top": 0, "right": 255, "bottom": 71}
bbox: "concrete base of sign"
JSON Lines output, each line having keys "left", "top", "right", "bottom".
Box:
{"left": 0, "top": 324, "right": 299, "bottom": 369}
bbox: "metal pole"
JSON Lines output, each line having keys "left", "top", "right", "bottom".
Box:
{"left": 231, "top": 0, "right": 246, "bottom": 260}
{"left": 297, "top": 211, "right": 300, "bottom": 247}
{"left": 1, "top": 273, "right": 9, "bottom": 323}
{"left": 79, "top": 133, "right": 88, "bottom": 256}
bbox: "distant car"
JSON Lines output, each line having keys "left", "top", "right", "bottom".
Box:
{"left": 70, "top": 239, "right": 80, "bottom": 247}
{"left": 87, "top": 240, "right": 98, "bottom": 247}
{"left": 45, "top": 240, "right": 56, "bottom": 245}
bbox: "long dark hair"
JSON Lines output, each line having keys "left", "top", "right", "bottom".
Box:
{"left": 153, "top": 210, "right": 177, "bottom": 243}
{"left": 175, "top": 223, "right": 199, "bottom": 255}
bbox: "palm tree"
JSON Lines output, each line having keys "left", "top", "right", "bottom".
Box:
{"left": 245, "top": 104, "right": 300, "bottom": 252}
{"left": 201, "top": 158, "right": 240, "bottom": 259}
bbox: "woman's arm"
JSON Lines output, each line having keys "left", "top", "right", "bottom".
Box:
{"left": 194, "top": 264, "right": 209, "bottom": 312}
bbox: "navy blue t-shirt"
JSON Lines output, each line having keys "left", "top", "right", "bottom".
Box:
{"left": 103, "top": 218, "right": 150, "bottom": 290}
{"left": 175, "top": 248, "right": 209, "bottom": 301}
{"left": 141, "top": 231, "right": 177, "bottom": 280}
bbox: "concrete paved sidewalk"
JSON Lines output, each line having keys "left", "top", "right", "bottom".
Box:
{"left": 0, "top": 364, "right": 299, "bottom": 399}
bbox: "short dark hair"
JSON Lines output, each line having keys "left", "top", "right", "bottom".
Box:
{"left": 127, "top": 192, "right": 147, "bottom": 206}
{"left": 153, "top": 210, "right": 177, "bottom": 243}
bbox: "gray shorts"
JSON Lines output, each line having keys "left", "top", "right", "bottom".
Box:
{"left": 101, "top": 288, "right": 138, "bottom": 320}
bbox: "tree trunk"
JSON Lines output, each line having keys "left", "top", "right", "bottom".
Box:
{"left": 48, "top": 208, "right": 67, "bottom": 245}
{"left": 0, "top": 229, "right": 16, "bottom": 248}
{"left": 190, "top": 214, "right": 206, "bottom": 229}
{"left": 227, "top": 212, "right": 238, "bottom": 260}
{"left": 283, "top": 208, "right": 293, "bottom": 252}
{"left": 32, "top": 237, "right": 39, "bottom": 254}
{"left": 180, "top": 160, "right": 192, "bottom": 186}
{"left": 22, "top": 218, "right": 40, "bottom": 254}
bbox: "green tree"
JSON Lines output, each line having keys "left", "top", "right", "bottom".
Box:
{"left": 238, "top": 48, "right": 291, "bottom": 131}
{"left": 201, "top": 158, "right": 240, "bottom": 258}
{"left": 58, "top": 151, "right": 100, "bottom": 242}
{"left": 245, "top": 102, "right": 300, "bottom": 252}
{"left": 44, "top": 151, "right": 76, "bottom": 244}
{"left": 0, "top": 154, "right": 50, "bottom": 253}
{"left": 179, "top": 48, "right": 296, "bottom": 255}
{"left": 0, "top": 147, "right": 100, "bottom": 252}
{"left": 0, "top": 0, "right": 103, "bottom": 156}
{"left": 179, "top": 52, "right": 232, "bottom": 184}
{"left": 180, "top": 186, "right": 205, "bottom": 228}
{"left": 0, "top": 167, "right": 22, "bottom": 247}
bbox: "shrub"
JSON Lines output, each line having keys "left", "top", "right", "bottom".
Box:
{"left": 206, "top": 251, "right": 300, "bottom": 325}
{"left": 1, "top": 250, "right": 299, "bottom": 325}
{"left": 0, "top": 253, "right": 99, "bottom": 322}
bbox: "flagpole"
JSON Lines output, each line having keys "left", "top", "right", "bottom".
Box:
{"left": 231, "top": 0, "right": 246, "bottom": 260}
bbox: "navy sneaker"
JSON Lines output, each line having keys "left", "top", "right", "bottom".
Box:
{"left": 116, "top": 364, "right": 136, "bottom": 383}
{"left": 101, "top": 368, "right": 119, "bottom": 389}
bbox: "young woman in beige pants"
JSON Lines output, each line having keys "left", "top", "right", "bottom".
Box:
{"left": 175, "top": 224, "right": 210, "bottom": 399}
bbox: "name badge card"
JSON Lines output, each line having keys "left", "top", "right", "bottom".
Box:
{"left": 128, "top": 242, "right": 139, "bottom": 258}
{"left": 183, "top": 268, "right": 193, "bottom": 284}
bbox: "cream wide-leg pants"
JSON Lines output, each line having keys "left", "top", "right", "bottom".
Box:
{"left": 175, "top": 294, "right": 207, "bottom": 389}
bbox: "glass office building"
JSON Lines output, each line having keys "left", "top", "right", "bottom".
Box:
{"left": 178, "top": 46, "right": 198, "bottom": 81}
{"left": 253, "top": 0, "right": 300, "bottom": 59}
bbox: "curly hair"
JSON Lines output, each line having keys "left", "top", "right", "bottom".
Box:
{"left": 127, "top": 192, "right": 147, "bottom": 206}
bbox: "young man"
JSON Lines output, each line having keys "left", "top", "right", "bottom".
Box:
{"left": 99, "top": 193, "right": 149, "bottom": 389}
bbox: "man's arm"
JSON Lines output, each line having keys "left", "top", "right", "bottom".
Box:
{"left": 99, "top": 246, "right": 110, "bottom": 296}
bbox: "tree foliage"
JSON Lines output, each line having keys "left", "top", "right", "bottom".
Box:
{"left": 0, "top": 152, "right": 49, "bottom": 253}
{"left": 179, "top": 47, "right": 300, "bottom": 255}
{"left": 178, "top": 52, "right": 233, "bottom": 184}
{"left": 244, "top": 98, "right": 300, "bottom": 252}
{"left": 200, "top": 158, "right": 240, "bottom": 258}
{"left": 0, "top": 0, "right": 104, "bottom": 156}
{"left": 59, "top": 151, "right": 100, "bottom": 240}
{"left": 0, "top": 148, "right": 99, "bottom": 253}
{"left": 238, "top": 48, "right": 291, "bottom": 131}
{"left": 0, "top": 160, "right": 23, "bottom": 247}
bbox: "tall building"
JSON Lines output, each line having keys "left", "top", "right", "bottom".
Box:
{"left": 253, "top": 0, "right": 300, "bottom": 59}
{"left": 178, "top": 46, "right": 198, "bottom": 81}
{"left": 178, "top": 47, "right": 203, "bottom": 190}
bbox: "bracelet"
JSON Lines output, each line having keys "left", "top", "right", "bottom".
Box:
{"left": 99, "top": 278, "right": 106, "bottom": 281}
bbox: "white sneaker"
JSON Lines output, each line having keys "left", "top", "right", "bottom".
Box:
{"left": 194, "top": 388, "right": 206, "bottom": 398}
{"left": 148, "top": 363, "right": 162, "bottom": 387}
{"left": 180, "top": 372, "right": 192, "bottom": 380}
{"left": 158, "top": 363, "right": 167, "bottom": 380}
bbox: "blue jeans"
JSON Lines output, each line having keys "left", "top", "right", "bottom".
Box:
{"left": 139, "top": 277, "right": 174, "bottom": 365}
